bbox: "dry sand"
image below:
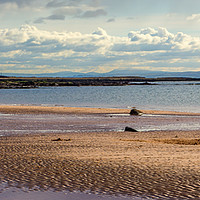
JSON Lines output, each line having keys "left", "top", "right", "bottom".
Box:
{"left": 0, "top": 105, "right": 200, "bottom": 199}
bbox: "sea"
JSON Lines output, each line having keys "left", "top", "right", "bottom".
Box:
{"left": 0, "top": 81, "right": 200, "bottom": 112}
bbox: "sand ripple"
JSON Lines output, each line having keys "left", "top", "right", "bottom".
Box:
{"left": 1, "top": 131, "right": 200, "bottom": 199}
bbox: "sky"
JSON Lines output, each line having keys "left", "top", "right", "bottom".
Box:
{"left": 1, "top": 0, "right": 200, "bottom": 74}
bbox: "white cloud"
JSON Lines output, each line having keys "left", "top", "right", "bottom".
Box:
{"left": 187, "top": 14, "right": 200, "bottom": 22}
{"left": 1, "top": 25, "right": 200, "bottom": 73}
{"left": 92, "top": 27, "right": 108, "bottom": 36}
{"left": 127, "top": 27, "right": 200, "bottom": 51}
{"left": 1, "top": 50, "right": 31, "bottom": 58}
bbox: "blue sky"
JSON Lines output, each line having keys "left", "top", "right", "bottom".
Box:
{"left": 1, "top": 0, "right": 200, "bottom": 74}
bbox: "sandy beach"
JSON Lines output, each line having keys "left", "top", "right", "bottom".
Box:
{"left": 0, "top": 105, "right": 200, "bottom": 199}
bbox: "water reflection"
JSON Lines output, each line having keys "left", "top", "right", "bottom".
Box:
{"left": 1, "top": 113, "right": 200, "bottom": 136}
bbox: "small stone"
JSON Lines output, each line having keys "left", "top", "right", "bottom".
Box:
{"left": 51, "top": 138, "right": 62, "bottom": 141}
{"left": 51, "top": 138, "right": 71, "bottom": 142}
{"left": 125, "top": 127, "right": 138, "bottom": 132}
{"left": 130, "top": 108, "right": 142, "bottom": 116}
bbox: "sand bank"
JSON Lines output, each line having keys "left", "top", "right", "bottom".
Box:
{"left": 1, "top": 105, "right": 200, "bottom": 116}
{"left": 0, "top": 105, "right": 129, "bottom": 115}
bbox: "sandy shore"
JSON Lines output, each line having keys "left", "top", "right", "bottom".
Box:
{"left": 1, "top": 104, "right": 200, "bottom": 115}
{"left": 1, "top": 105, "right": 200, "bottom": 199}
{"left": 0, "top": 105, "right": 130, "bottom": 115}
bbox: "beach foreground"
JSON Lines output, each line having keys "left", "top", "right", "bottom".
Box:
{"left": 0, "top": 105, "right": 200, "bottom": 199}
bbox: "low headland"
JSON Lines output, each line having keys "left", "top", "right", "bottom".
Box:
{"left": 0, "top": 105, "right": 200, "bottom": 199}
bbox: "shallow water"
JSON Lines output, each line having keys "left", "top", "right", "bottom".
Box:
{"left": 0, "top": 82, "right": 200, "bottom": 112}
{"left": 0, "top": 186, "right": 145, "bottom": 200}
{"left": 1, "top": 112, "right": 200, "bottom": 136}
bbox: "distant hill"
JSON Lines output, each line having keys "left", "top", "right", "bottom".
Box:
{"left": 2, "top": 69, "right": 200, "bottom": 78}
{"left": 2, "top": 71, "right": 87, "bottom": 78}
{"left": 106, "top": 69, "right": 200, "bottom": 78}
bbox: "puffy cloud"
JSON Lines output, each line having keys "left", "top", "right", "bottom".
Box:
{"left": 127, "top": 27, "right": 200, "bottom": 51}
{"left": 1, "top": 25, "right": 200, "bottom": 73}
{"left": 92, "top": 27, "right": 108, "bottom": 36}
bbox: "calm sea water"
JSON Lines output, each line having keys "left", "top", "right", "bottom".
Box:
{"left": 0, "top": 81, "right": 200, "bottom": 112}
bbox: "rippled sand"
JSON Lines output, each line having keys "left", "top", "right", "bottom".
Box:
{"left": 1, "top": 131, "right": 200, "bottom": 199}
{"left": 0, "top": 105, "right": 200, "bottom": 199}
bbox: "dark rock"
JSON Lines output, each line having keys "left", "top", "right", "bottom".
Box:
{"left": 52, "top": 138, "right": 62, "bottom": 141}
{"left": 125, "top": 126, "right": 138, "bottom": 132}
{"left": 51, "top": 138, "right": 71, "bottom": 142}
{"left": 130, "top": 108, "right": 142, "bottom": 116}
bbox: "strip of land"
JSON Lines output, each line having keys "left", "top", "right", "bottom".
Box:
{"left": 1, "top": 76, "right": 200, "bottom": 88}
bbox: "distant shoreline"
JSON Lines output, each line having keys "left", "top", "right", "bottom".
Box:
{"left": 1, "top": 76, "right": 200, "bottom": 89}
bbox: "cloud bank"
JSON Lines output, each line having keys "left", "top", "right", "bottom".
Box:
{"left": 1, "top": 25, "right": 200, "bottom": 73}
{"left": 33, "top": 0, "right": 107, "bottom": 23}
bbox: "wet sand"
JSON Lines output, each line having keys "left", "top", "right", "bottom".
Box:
{"left": 0, "top": 105, "right": 200, "bottom": 199}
